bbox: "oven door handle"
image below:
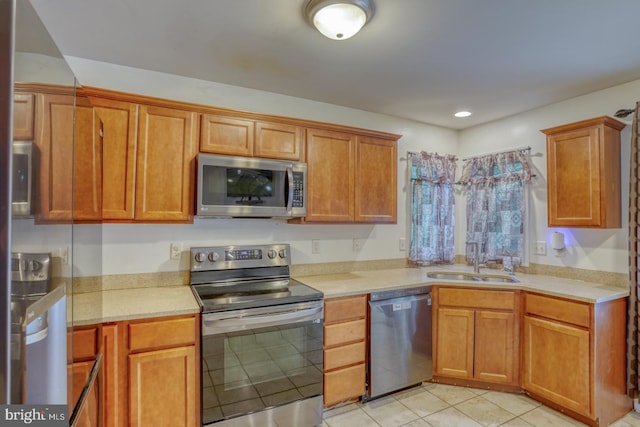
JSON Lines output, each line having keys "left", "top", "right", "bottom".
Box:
{"left": 203, "top": 305, "right": 323, "bottom": 334}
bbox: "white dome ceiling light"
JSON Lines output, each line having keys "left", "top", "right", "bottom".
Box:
{"left": 304, "top": 0, "right": 375, "bottom": 40}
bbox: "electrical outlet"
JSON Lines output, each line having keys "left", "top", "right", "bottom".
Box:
{"left": 399, "top": 238, "right": 406, "bottom": 251}
{"left": 353, "top": 238, "right": 363, "bottom": 252}
{"left": 312, "top": 240, "right": 320, "bottom": 254}
{"left": 59, "top": 246, "right": 69, "bottom": 265}
{"left": 170, "top": 243, "right": 183, "bottom": 260}
{"left": 535, "top": 241, "right": 546, "bottom": 255}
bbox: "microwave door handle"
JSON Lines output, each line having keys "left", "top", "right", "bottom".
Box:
{"left": 286, "top": 166, "right": 294, "bottom": 214}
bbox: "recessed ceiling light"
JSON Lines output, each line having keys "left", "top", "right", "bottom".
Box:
{"left": 454, "top": 111, "right": 472, "bottom": 118}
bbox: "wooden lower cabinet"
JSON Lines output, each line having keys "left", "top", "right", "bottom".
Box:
{"left": 68, "top": 325, "right": 102, "bottom": 427}
{"left": 128, "top": 346, "right": 196, "bottom": 427}
{"left": 70, "top": 314, "right": 199, "bottom": 427}
{"left": 522, "top": 293, "right": 631, "bottom": 426}
{"left": 433, "top": 287, "right": 519, "bottom": 387}
{"left": 523, "top": 315, "right": 590, "bottom": 413}
{"left": 68, "top": 359, "right": 100, "bottom": 427}
{"left": 323, "top": 295, "right": 367, "bottom": 407}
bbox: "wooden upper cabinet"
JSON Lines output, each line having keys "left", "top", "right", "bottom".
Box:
{"left": 355, "top": 135, "right": 397, "bottom": 223}
{"left": 305, "top": 128, "right": 355, "bottom": 222}
{"left": 200, "top": 114, "right": 303, "bottom": 160}
{"left": 254, "top": 121, "right": 303, "bottom": 160}
{"left": 136, "top": 105, "right": 197, "bottom": 222}
{"left": 303, "top": 129, "right": 398, "bottom": 223}
{"left": 91, "top": 98, "right": 139, "bottom": 221}
{"left": 13, "top": 93, "right": 35, "bottom": 140}
{"left": 200, "top": 114, "right": 253, "bottom": 156}
{"left": 542, "top": 116, "right": 624, "bottom": 228}
{"left": 36, "top": 93, "right": 102, "bottom": 222}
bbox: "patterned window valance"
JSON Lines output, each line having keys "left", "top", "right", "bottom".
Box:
{"left": 458, "top": 148, "right": 533, "bottom": 185}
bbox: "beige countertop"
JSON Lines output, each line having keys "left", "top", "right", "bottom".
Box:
{"left": 70, "top": 285, "right": 200, "bottom": 326}
{"left": 69, "top": 265, "right": 628, "bottom": 326}
{"left": 296, "top": 265, "right": 629, "bottom": 303}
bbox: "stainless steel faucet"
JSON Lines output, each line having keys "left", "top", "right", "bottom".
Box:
{"left": 465, "top": 241, "right": 480, "bottom": 273}
{"left": 503, "top": 250, "right": 515, "bottom": 275}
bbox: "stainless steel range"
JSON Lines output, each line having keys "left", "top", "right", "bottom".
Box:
{"left": 190, "top": 244, "right": 324, "bottom": 427}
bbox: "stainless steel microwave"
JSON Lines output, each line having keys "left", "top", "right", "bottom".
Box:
{"left": 196, "top": 153, "right": 307, "bottom": 218}
{"left": 12, "top": 141, "right": 33, "bottom": 217}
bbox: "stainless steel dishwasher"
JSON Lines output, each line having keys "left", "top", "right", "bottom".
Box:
{"left": 367, "top": 285, "right": 432, "bottom": 400}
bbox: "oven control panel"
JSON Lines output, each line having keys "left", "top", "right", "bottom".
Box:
{"left": 190, "top": 244, "right": 290, "bottom": 271}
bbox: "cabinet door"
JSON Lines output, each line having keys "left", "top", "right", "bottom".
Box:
{"left": 474, "top": 310, "right": 516, "bottom": 384}
{"left": 136, "top": 105, "right": 197, "bottom": 221}
{"left": 92, "top": 98, "right": 139, "bottom": 221}
{"left": 546, "top": 127, "right": 602, "bottom": 227}
{"left": 68, "top": 360, "right": 100, "bottom": 427}
{"left": 354, "top": 136, "right": 397, "bottom": 223}
{"left": 254, "top": 121, "right": 303, "bottom": 160}
{"left": 13, "top": 93, "right": 34, "bottom": 140}
{"left": 435, "top": 307, "right": 474, "bottom": 378}
{"left": 523, "top": 315, "right": 591, "bottom": 416}
{"left": 200, "top": 114, "right": 253, "bottom": 156}
{"left": 305, "top": 128, "right": 355, "bottom": 222}
{"left": 128, "top": 346, "right": 196, "bottom": 427}
{"left": 544, "top": 117, "right": 623, "bottom": 228}
{"left": 36, "top": 94, "right": 101, "bottom": 222}
{"left": 323, "top": 363, "right": 366, "bottom": 407}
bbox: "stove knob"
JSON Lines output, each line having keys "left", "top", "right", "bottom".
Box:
{"left": 208, "top": 252, "right": 219, "bottom": 262}
{"left": 194, "top": 252, "right": 207, "bottom": 263}
{"left": 279, "top": 249, "right": 287, "bottom": 259}
{"left": 267, "top": 249, "right": 277, "bottom": 259}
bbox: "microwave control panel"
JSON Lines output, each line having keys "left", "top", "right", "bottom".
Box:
{"left": 292, "top": 171, "right": 304, "bottom": 208}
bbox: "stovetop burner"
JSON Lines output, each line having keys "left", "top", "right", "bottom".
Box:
{"left": 190, "top": 244, "right": 323, "bottom": 312}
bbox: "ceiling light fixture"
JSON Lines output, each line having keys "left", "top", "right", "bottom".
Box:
{"left": 454, "top": 111, "right": 472, "bottom": 118}
{"left": 304, "top": 0, "right": 375, "bottom": 40}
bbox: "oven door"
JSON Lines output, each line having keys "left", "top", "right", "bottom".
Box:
{"left": 201, "top": 300, "right": 323, "bottom": 426}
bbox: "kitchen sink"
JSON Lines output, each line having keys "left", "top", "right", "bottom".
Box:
{"left": 476, "top": 274, "right": 520, "bottom": 283}
{"left": 426, "top": 271, "right": 519, "bottom": 283}
{"left": 426, "top": 272, "right": 478, "bottom": 281}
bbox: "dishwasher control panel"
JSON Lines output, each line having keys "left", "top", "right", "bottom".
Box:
{"left": 369, "top": 285, "right": 432, "bottom": 302}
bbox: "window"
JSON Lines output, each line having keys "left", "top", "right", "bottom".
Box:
{"left": 408, "top": 152, "right": 457, "bottom": 265}
{"left": 458, "top": 149, "right": 533, "bottom": 266}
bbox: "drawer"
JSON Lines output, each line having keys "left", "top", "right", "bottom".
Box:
{"left": 324, "top": 295, "right": 367, "bottom": 323}
{"left": 525, "top": 293, "right": 591, "bottom": 328}
{"left": 323, "top": 363, "right": 366, "bottom": 407}
{"left": 324, "top": 319, "right": 366, "bottom": 347}
{"left": 128, "top": 316, "right": 196, "bottom": 352}
{"left": 438, "top": 287, "right": 515, "bottom": 310}
{"left": 70, "top": 326, "right": 99, "bottom": 361}
{"left": 324, "top": 341, "right": 366, "bottom": 371}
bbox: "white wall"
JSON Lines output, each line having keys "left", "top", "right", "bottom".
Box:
{"left": 21, "top": 55, "right": 638, "bottom": 276}
{"left": 458, "top": 80, "right": 639, "bottom": 274}
{"left": 66, "top": 58, "right": 459, "bottom": 275}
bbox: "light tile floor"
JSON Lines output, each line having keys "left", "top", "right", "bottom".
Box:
{"left": 322, "top": 383, "right": 640, "bottom": 427}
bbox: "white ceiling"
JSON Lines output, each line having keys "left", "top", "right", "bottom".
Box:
{"left": 22, "top": 0, "right": 640, "bottom": 129}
